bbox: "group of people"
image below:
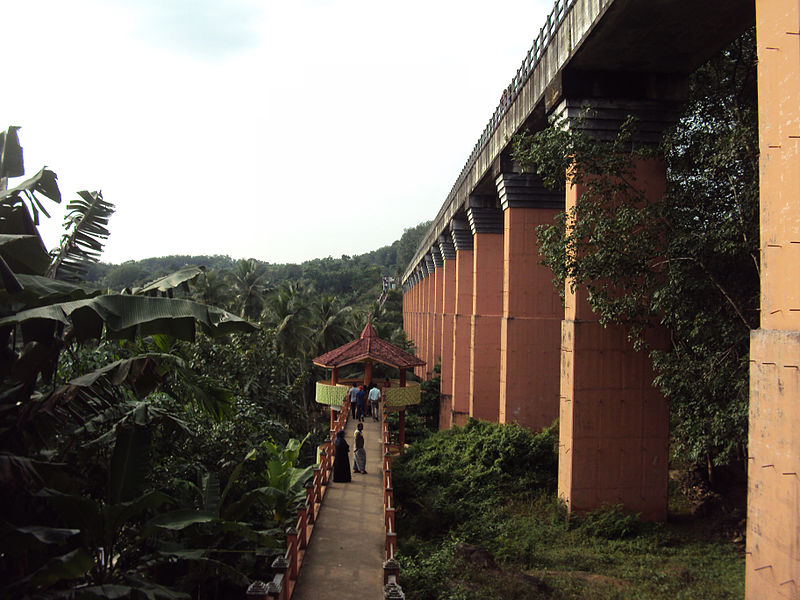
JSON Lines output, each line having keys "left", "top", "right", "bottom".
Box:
{"left": 347, "top": 382, "right": 381, "bottom": 423}
{"left": 332, "top": 380, "right": 390, "bottom": 483}
{"left": 333, "top": 423, "right": 367, "bottom": 483}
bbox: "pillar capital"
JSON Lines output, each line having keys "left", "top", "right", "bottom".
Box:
{"left": 424, "top": 254, "right": 435, "bottom": 275}
{"left": 467, "top": 205, "right": 503, "bottom": 235}
{"left": 450, "top": 217, "right": 474, "bottom": 251}
{"left": 554, "top": 97, "right": 683, "bottom": 146}
{"left": 438, "top": 234, "right": 456, "bottom": 261}
{"left": 431, "top": 246, "right": 444, "bottom": 268}
{"left": 495, "top": 172, "right": 563, "bottom": 211}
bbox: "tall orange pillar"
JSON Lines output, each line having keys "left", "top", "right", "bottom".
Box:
{"left": 417, "top": 264, "right": 432, "bottom": 378}
{"left": 439, "top": 234, "right": 457, "bottom": 429}
{"left": 558, "top": 157, "right": 670, "bottom": 522}
{"left": 497, "top": 172, "right": 563, "bottom": 431}
{"left": 468, "top": 203, "right": 504, "bottom": 422}
{"left": 450, "top": 218, "right": 474, "bottom": 427}
{"left": 431, "top": 246, "right": 444, "bottom": 377}
{"left": 425, "top": 253, "right": 436, "bottom": 379}
{"left": 747, "top": 2, "right": 800, "bottom": 597}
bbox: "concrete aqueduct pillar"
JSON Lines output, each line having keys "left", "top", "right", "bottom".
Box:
{"left": 747, "top": 1, "right": 800, "bottom": 596}
{"left": 438, "top": 234, "right": 457, "bottom": 429}
{"left": 423, "top": 253, "right": 436, "bottom": 379}
{"left": 556, "top": 99, "right": 679, "bottom": 522}
{"left": 415, "top": 262, "right": 431, "bottom": 379}
{"left": 497, "top": 172, "right": 563, "bottom": 431}
{"left": 430, "top": 246, "right": 444, "bottom": 378}
{"left": 450, "top": 218, "right": 474, "bottom": 427}
{"left": 467, "top": 200, "right": 504, "bottom": 422}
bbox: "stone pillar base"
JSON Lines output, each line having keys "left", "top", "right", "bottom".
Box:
{"left": 747, "top": 329, "right": 800, "bottom": 599}
{"left": 558, "top": 319, "right": 669, "bottom": 522}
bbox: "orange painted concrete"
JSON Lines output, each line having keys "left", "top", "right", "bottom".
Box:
{"left": 432, "top": 267, "right": 444, "bottom": 377}
{"left": 748, "top": 331, "right": 800, "bottom": 598}
{"left": 426, "top": 272, "right": 436, "bottom": 378}
{"left": 451, "top": 249, "right": 474, "bottom": 427}
{"left": 559, "top": 158, "right": 670, "bottom": 521}
{"left": 418, "top": 276, "right": 431, "bottom": 378}
{"left": 470, "top": 233, "right": 504, "bottom": 422}
{"left": 439, "top": 259, "right": 457, "bottom": 429}
{"left": 499, "top": 206, "right": 561, "bottom": 431}
{"left": 747, "top": 2, "right": 800, "bottom": 597}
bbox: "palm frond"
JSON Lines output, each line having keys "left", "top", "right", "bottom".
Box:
{"left": 47, "top": 191, "right": 114, "bottom": 282}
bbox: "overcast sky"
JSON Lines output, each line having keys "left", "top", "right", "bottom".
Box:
{"left": 5, "top": 0, "right": 554, "bottom": 265}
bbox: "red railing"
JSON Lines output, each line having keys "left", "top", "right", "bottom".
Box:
{"left": 382, "top": 409, "right": 405, "bottom": 599}
{"left": 246, "top": 401, "right": 350, "bottom": 600}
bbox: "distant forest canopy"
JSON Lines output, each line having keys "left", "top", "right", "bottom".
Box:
{"left": 88, "top": 220, "right": 432, "bottom": 302}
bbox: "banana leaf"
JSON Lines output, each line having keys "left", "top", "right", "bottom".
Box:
{"left": 0, "top": 522, "right": 80, "bottom": 556}
{"left": 0, "top": 295, "right": 258, "bottom": 342}
{"left": 136, "top": 266, "right": 206, "bottom": 297}
{"left": 0, "top": 126, "right": 24, "bottom": 179}
{"left": 0, "top": 233, "right": 50, "bottom": 276}
{"left": 0, "top": 167, "right": 61, "bottom": 204}
{"left": 0, "top": 273, "right": 101, "bottom": 310}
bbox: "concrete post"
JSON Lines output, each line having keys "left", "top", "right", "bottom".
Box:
{"left": 431, "top": 246, "right": 445, "bottom": 378}
{"left": 558, "top": 157, "right": 670, "bottom": 522}
{"left": 468, "top": 202, "right": 504, "bottom": 422}
{"left": 497, "top": 171, "right": 563, "bottom": 431}
{"left": 450, "top": 218, "right": 474, "bottom": 427}
{"left": 747, "top": 2, "right": 800, "bottom": 596}
{"left": 424, "top": 254, "right": 436, "bottom": 378}
{"left": 439, "top": 234, "right": 457, "bottom": 429}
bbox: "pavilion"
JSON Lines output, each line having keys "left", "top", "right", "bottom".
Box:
{"left": 311, "top": 323, "right": 425, "bottom": 447}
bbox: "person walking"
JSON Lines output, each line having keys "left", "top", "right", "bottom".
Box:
{"left": 368, "top": 384, "right": 381, "bottom": 422}
{"left": 348, "top": 383, "right": 359, "bottom": 419}
{"left": 355, "top": 385, "right": 366, "bottom": 422}
{"left": 352, "top": 422, "right": 367, "bottom": 474}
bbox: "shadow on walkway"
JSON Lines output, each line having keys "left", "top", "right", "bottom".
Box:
{"left": 292, "top": 415, "right": 385, "bottom": 599}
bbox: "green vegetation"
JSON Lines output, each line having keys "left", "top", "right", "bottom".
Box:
{"left": 0, "top": 128, "right": 420, "bottom": 598}
{"left": 394, "top": 422, "right": 744, "bottom": 600}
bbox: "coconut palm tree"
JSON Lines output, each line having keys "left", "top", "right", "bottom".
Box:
{"left": 311, "top": 294, "right": 353, "bottom": 356}
{"left": 231, "top": 258, "right": 269, "bottom": 319}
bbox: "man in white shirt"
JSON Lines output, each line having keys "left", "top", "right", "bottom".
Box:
{"left": 368, "top": 385, "right": 381, "bottom": 422}
{"left": 348, "top": 384, "right": 359, "bottom": 419}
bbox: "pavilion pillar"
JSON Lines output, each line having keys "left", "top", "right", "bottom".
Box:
{"left": 438, "top": 234, "right": 457, "bottom": 429}
{"left": 747, "top": 2, "right": 800, "bottom": 597}
{"left": 450, "top": 218, "right": 474, "bottom": 427}
{"left": 468, "top": 202, "right": 504, "bottom": 422}
{"left": 497, "top": 171, "right": 563, "bottom": 431}
{"left": 431, "top": 246, "right": 445, "bottom": 378}
{"left": 363, "top": 360, "right": 373, "bottom": 387}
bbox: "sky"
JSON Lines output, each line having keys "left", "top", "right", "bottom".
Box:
{"left": 4, "top": 0, "right": 554, "bottom": 266}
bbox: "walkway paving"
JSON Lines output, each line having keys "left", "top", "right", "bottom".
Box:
{"left": 292, "top": 415, "right": 385, "bottom": 600}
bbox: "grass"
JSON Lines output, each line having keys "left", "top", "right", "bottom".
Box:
{"left": 394, "top": 422, "right": 744, "bottom": 600}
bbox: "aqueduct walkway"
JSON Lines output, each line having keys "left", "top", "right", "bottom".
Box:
{"left": 291, "top": 417, "right": 385, "bottom": 600}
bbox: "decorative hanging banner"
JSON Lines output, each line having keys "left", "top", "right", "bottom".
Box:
{"left": 384, "top": 383, "right": 421, "bottom": 408}
{"left": 315, "top": 381, "right": 350, "bottom": 407}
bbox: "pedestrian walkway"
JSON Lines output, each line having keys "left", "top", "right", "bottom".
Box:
{"left": 291, "top": 415, "right": 385, "bottom": 600}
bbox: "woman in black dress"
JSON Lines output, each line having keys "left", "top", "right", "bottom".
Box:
{"left": 332, "top": 429, "right": 351, "bottom": 482}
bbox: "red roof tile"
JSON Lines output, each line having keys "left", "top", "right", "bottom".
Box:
{"left": 312, "top": 323, "right": 425, "bottom": 369}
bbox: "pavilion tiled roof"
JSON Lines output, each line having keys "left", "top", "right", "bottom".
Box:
{"left": 312, "top": 323, "right": 425, "bottom": 370}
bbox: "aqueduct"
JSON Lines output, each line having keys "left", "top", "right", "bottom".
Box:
{"left": 400, "top": 1, "right": 799, "bottom": 598}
